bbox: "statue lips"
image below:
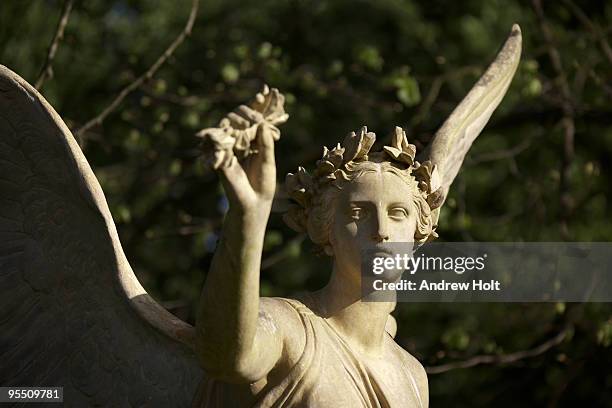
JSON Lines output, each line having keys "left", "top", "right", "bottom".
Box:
{"left": 363, "top": 245, "right": 399, "bottom": 280}
{"left": 364, "top": 244, "right": 393, "bottom": 259}
{"left": 365, "top": 242, "right": 413, "bottom": 258}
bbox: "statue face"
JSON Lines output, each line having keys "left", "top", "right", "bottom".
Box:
{"left": 329, "top": 169, "right": 417, "bottom": 285}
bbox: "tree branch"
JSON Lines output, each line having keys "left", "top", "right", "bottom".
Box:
{"left": 426, "top": 326, "right": 570, "bottom": 375}
{"left": 74, "top": 0, "right": 200, "bottom": 140}
{"left": 586, "top": 67, "right": 612, "bottom": 99}
{"left": 562, "top": 0, "right": 612, "bottom": 66}
{"left": 35, "top": 0, "right": 74, "bottom": 90}
{"left": 531, "top": 0, "right": 576, "bottom": 240}
{"left": 467, "top": 139, "right": 532, "bottom": 166}
{"left": 410, "top": 65, "right": 481, "bottom": 130}
{"left": 261, "top": 234, "right": 306, "bottom": 271}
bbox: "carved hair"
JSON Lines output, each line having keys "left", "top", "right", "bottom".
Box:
{"left": 284, "top": 126, "right": 443, "bottom": 255}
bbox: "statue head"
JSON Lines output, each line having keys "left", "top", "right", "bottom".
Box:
{"left": 284, "top": 127, "right": 443, "bottom": 268}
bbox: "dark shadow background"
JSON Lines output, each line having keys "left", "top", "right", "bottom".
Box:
{"left": 2, "top": 0, "right": 611, "bottom": 406}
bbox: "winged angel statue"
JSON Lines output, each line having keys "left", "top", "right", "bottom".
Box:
{"left": 0, "top": 24, "right": 521, "bottom": 407}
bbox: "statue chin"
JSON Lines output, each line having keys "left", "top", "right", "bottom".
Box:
{"left": 363, "top": 253, "right": 405, "bottom": 287}
{"left": 374, "top": 267, "right": 404, "bottom": 286}
{"left": 363, "top": 242, "right": 414, "bottom": 280}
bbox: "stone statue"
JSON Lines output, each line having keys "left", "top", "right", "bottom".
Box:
{"left": 0, "top": 23, "right": 521, "bottom": 407}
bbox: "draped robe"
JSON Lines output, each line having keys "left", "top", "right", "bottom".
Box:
{"left": 193, "top": 296, "right": 425, "bottom": 407}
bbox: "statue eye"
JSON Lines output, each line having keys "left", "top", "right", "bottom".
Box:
{"left": 389, "top": 207, "right": 408, "bottom": 219}
{"left": 350, "top": 207, "right": 365, "bottom": 220}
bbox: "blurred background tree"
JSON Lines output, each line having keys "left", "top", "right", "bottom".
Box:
{"left": 1, "top": 0, "right": 611, "bottom": 406}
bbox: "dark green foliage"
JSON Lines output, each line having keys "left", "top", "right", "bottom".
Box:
{"left": 1, "top": 0, "right": 610, "bottom": 405}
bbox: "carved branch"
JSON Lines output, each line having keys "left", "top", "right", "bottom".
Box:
{"left": 74, "top": 0, "right": 200, "bottom": 140}
{"left": 35, "top": 0, "right": 74, "bottom": 90}
{"left": 426, "top": 326, "right": 570, "bottom": 375}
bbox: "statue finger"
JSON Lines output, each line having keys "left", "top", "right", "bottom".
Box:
{"left": 221, "top": 150, "right": 236, "bottom": 169}
{"left": 237, "top": 104, "right": 264, "bottom": 123}
{"left": 268, "top": 91, "right": 285, "bottom": 115}
{"left": 212, "top": 150, "right": 225, "bottom": 170}
{"left": 268, "top": 113, "right": 289, "bottom": 126}
{"left": 268, "top": 125, "right": 281, "bottom": 141}
{"left": 276, "top": 91, "right": 285, "bottom": 106}
{"left": 266, "top": 89, "right": 281, "bottom": 115}
{"left": 256, "top": 123, "right": 276, "bottom": 163}
{"left": 218, "top": 156, "right": 255, "bottom": 208}
{"left": 227, "top": 112, "right": 250, "bottom": 128}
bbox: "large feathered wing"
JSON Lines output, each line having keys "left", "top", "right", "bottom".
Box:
{"left": 419, "top": 24, "right": 522, "bottom": 216}
{"left": 0, "top": 65, "right": 203, "bottom": 406}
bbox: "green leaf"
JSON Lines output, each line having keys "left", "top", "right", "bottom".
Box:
{"left": 221, "top": 63, "right": 240, "bottom": 83}
{"left": 355, "top": 45, "right": 384, "bottom": 71}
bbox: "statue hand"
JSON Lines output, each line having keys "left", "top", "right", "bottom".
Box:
{"left": 196, "top": 85, "right": 287, "bottom": 213}
{"left": 218, "top": 122, "right": 277, "bottom": 213}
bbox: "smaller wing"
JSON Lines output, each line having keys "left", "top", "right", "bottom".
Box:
{"left": 418, "top": 24, "right": 522, "bottom": 210}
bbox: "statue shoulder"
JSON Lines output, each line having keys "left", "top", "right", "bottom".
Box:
{"left": 259, "top": 297, "right": 307, "bottom": 363}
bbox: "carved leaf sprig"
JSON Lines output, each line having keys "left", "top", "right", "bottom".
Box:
{"left": 343, "top": 126, "right": 376, "bottom": 162}
{"left": 412, "top": 160, "right": 441, "bottom": 193}
{"left": 284, "top": 166, "right": 314, "bottom": 232}
{"left": 413, "top": 160, "right": 444, "bottom": 209}
{"left": 285, "top": 166, "right": 313, "bottom": 208}
{"left": 383, "top": 126, "right": 416, "bottom": 165}
{"left": 196, "top": 127, "right": 236, "bottom": 169}
{"left": 196, "top": 85, "right": 288, "bottom": 169}
{"left": 315, "top": 144, "right": 346, "bottom": 182}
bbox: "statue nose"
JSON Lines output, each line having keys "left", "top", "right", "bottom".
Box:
{"left": 372, "top": 212, "right": 389, "bottom": 242}
{"left": 372, "top": 225, "right": 390, "bottom": 242}
{"left": 373, "top": 231, "right": 390, "bottom": 242}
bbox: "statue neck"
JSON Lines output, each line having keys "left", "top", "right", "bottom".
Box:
{"left": 312, "top": 264, "right": 396, "bottom": 356}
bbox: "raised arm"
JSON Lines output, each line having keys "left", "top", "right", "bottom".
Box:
{"left": 194, "top": 89, "right": 289, "bottom": 383}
